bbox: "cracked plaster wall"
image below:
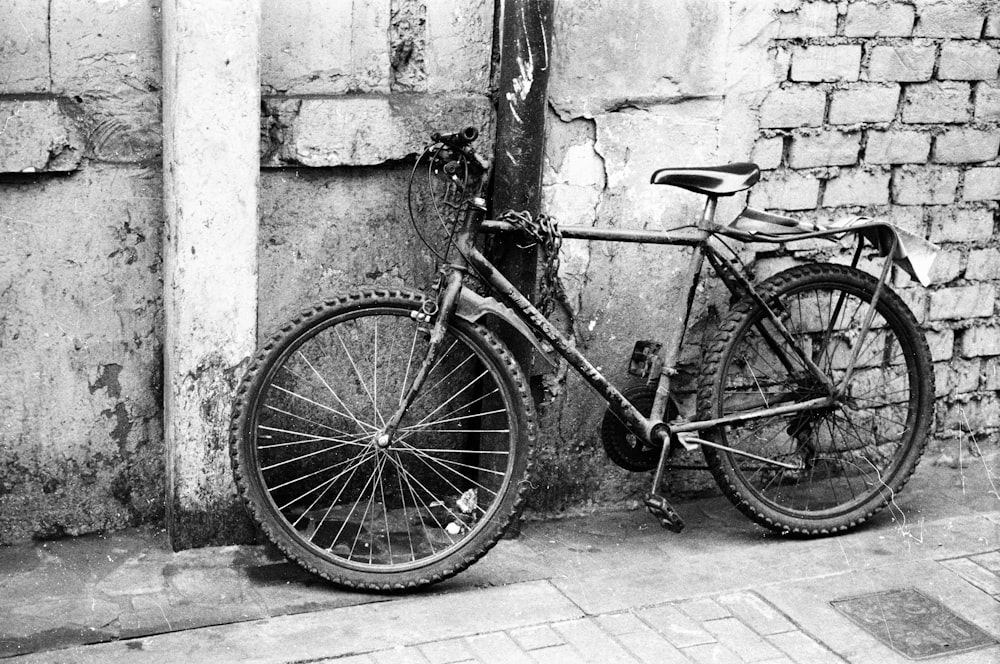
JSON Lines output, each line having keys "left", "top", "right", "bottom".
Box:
{"left": 0, "top": 0, "right": 165, "bottom": 544}
{"left": 531, "top": 0, "right": 781, "bottom": 512}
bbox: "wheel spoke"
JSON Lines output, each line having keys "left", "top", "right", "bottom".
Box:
{"left": 282, "top": 448, "right": 376, "bottom": 524}
{"left": 334, "top": 328, "right": 383, "bottom": 427}
{"left": 272, "top": 384, "right": 379, "bottom": 432}
{"left": 394, "top": 440, "right": 497, "bottom": 510}
{"left": 264, "top": 404, "right": 360, "bottom": 437}
{"left": 702, "top": 267, "right": 930, "bottom": 531}
{"left": 296, "top": 350, "right": 374, "bottom": 431}
{"left": 233, "top": 298, "right": 529, "bottom": 583}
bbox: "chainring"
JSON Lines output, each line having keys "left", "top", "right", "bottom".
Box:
{"left": 600, "top": 383, "right": 678, "bottom": 472}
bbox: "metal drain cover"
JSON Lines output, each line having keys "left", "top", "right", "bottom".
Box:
{"left": 832, "top": 588, "right": 997, "bottom": 660}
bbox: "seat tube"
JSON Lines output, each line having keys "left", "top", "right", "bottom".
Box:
{"left": 699, "top": 195, "right": 718, "bottom": 229}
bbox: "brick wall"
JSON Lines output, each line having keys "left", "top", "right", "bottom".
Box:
{"left": 749, "top": 0, "right": 1000, "bottom": 448}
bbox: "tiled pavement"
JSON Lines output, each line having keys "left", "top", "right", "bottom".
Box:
{"left": 3, "top": 454, "right": 999, "bottom": 663}
{"left": 334, "top": 591, "right": 845, "bottom": 664}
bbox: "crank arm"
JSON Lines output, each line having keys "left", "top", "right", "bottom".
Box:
{"left": 675, "top": 433, "right": 803, "bottom": 470}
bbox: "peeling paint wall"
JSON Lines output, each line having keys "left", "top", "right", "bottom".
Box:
{"left": 0, "top": 0, "right": 164, "bottom": 544}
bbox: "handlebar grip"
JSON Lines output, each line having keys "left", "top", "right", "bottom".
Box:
{"left": 431, "top": 126, "right": 479, "bottom": 146}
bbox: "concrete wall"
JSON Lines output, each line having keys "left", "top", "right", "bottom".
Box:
{"left": 0, "top": 0, "right": 164, "bottom": 543}
{"left": 2, "top": 0, "right": 998, "bottom": 543}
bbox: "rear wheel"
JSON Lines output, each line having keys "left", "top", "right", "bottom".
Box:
{"left": 698, "top": 264, "right": 933, "bottom": 535}
{"left": 230, "top": 289, "right": 535, "bottom": 590}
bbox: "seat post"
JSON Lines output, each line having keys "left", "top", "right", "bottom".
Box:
{"left": 699, "top": 196, "right": 719, "bottom": 229}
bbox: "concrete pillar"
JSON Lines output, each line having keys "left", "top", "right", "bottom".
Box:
{"left": 162, "top": 0, "right": 260, "bottom": 549}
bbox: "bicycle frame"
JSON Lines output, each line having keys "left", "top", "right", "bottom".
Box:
{"left": 440, "top": 195, "right": 894, "bottom": 456}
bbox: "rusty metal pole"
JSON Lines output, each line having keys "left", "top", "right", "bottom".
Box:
{"left": 491, "top": 0, "right": 555, "bottom": 376}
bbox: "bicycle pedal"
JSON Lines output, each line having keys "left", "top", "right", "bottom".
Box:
{"left": 644, "top": 493, "right": 685, "bottom": 533}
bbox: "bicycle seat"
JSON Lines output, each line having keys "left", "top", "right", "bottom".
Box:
{"left": 650, "top": 163, "right": 760, "bottom": 196}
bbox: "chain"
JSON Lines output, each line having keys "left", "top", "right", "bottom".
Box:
{"left": 497, "top": 209, "right": 569, "bottom": 318}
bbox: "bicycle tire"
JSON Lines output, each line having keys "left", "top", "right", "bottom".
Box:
{"left": 230, "top": 289, "right": 535, "bottom": 590}
{"left": 697, "top": 264, "right": 933, "bottom": 535}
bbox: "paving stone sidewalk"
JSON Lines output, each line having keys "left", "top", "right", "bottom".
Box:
{"left": 2, "top": 454, "right": 999, "bottom": 663}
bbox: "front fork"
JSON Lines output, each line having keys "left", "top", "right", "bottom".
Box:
{"left": 379, "top": 269, "right": 465, "bottom": 444}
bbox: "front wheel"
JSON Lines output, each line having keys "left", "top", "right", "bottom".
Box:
{"left": 230, "top": 289, "right": 535, "bottom": 590}
{"left": 697, "top": 264, "right": 934, "bottom": 535}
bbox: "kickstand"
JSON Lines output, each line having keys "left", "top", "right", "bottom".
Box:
{"left": 644, "top": 428, "right": 685, "bottom": 533}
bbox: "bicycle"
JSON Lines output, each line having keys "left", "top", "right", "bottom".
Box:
{"left": 229, "top": 127, "right": 937, "bottom": 591}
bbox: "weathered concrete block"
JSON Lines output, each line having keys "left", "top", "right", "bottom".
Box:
{"left": 49, "top": 0, "right": 162, "bottom": 163}
{"left": 751, "top": 136, "right": 784, "bottom": 170}
{"left": 865, "top": 130, "right": 931, "bottom": 164}
{"left": 941, "top": 396, "right": 1000, "bottom": 432}
{"left": 929, "top": 284, "right": 995, "bottom": 320}
{"left": 261, "top": 0, "right": 390, "bottom": 94}
{"left": 892, "top": 166, "right": 959, "bottom": 205}
{"left": 933, "top": 129, "right": 1000, "bottom": 164}
{"left": 963, "top": 167, "right": 1000, "bottom": 201}
{"left": 938, "top": 43, "right": 1000, "bottom": 81}
{"left": 866, "top": 45, "right": 936, "bottom": 82}
{"left": 935, "top": 359, "right": 981, "bottom": 397}
{"left": 425, "top": 0, "right": 493, "bottom": 93}
{"left": 845, "top": 2, "right": 915, "bottom": 37}
{"left": 788, "top": 131, "right": 860, "bottom": 168}
{"left": 0, "top": 99, "right": 83, "bottom": 172}
{"left": 0, "top": 165, "right": 164, "bottom": 544}
{"left": 548, "top": 1, "right": 726, "bottom": 117}
{"left": 823, "top": 169, "right": 890, "bottom": 207}
{"left": 963, "top": 326, "right": 1000, "bottom": 357}
{"left": 896, "top": 287, "right": 928, "bottom": 323}
{"left": 268, "top": 93, "right": 493, "bottom": 167}
{"left": 928, "top": 248, "right": 963, "bottom": 284}
{"left": 929, "top": 207, "right": 995, "bottom": 243}
{"left": 926, "top": 328, "right": 954, "bottom": 362}
{"left": 983, "top": 357, "right": 1000, "bottom": 391}
{"left": 0, "top": 0, "right": 49, "bottom": 93}
{"left": 748, "top": 170, "right": 820, "bottom": 210}
{"left": 828, "top": 86, "right": 900, "bottom": 124}
{"left": 915, "top": 4, "right": 986, "bottom": 38}
{"left": 759, "top": 87, "right": 826, "bottom": 128}
{"left": 790, "top": 45, "right": 862, "bottom": 82}
{"left": 902, "top": 82, "right": 971, "bottom": 124}
{"left": 885, "top": 204, "right": 926, "bottom": 235}
{"left": 51, "top": 0, "right": 160, "bottom": 94}
{"left": 966, "top": 248, "right": 1000, "bottom": 280}
{"left": 987, "top": 12, "right": 1000, "bottom": 37}
{"left": 776, "top": 2, "right": 838, "bottom": 38}
{"left": 976, "top": 82, "right": 1000, "bottom": 121}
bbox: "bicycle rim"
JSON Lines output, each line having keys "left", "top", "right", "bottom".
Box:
{"left": 242, "top": 299, "right": 526, "bottom": 576}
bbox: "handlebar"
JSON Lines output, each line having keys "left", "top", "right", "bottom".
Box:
{"left": 431, "top": 127, "right": 479, "bottom": 147}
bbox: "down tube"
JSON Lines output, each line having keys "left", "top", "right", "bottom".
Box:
{"left": 467, "top": 249, "right": 658, "bottom": 441}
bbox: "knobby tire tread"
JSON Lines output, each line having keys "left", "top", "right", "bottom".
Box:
{"left": 696, "top": 264, "right": 934, "bottom": 536}
{"left": 229, "top": 288, "right": 536, "bottom": 591}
